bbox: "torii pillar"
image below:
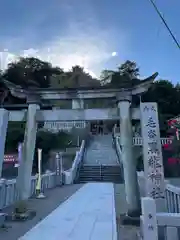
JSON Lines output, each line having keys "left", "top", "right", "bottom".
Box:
{"left": 0, "top": 108, "right": 9, "bottom": 178}
{"left": 17, "top": 97, "right": 40, "bottom": 200}
{"left": 117, "top": 94, "right": 141, "bottom": 219}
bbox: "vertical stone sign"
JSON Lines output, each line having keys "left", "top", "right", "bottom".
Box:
{"left": 140, "top": 102, "right": 165, "bottom": 201}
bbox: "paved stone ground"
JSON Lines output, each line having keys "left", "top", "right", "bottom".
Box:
{"left": 1, "top": 183, "right": 141, "bottom": 240}
{"left": 0, "top": 184, "right": 84, "bottom": 240}
{"left": 114, "top": 184, "right": 141, "bottom": 240}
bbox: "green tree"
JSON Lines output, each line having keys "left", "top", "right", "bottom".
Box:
{"left": 100, "top": 60, "right": 140, "bottom": 87}
{"left": 50, "top": 65, "right": 100, "bottom": 89}
{"left": 5, "top": 122, "right": 25, "bottom": 153}
{"left": 100, "top": 70, "right": 115, "bottom": 86}
{"left": 142, "top": 80, "right": 180, "bottom": 135}
{"left": 118, "top": 60, "right": 139, "bottom": 79}
{"left": 3, "top": 57, "right": 63, "bottom": 88}
{"left": 142, "top": 80, "right": 180, "bottom": 115}
{"left": 5, "top": 122, "right": 72, "bottom": 173}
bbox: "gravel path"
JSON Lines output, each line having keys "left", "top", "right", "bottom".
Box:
{"left": 0, "top": 184, "right": 84, "bottom": 240}
{"left": 114, "top": 184, "right": 141, "bottom": 240}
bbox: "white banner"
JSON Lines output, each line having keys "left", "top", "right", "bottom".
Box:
{"left": 140, "top": 102, "right": 165, "bottom": 199}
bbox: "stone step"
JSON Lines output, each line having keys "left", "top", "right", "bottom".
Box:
{"left": 77, "top": 163, "right": 123, "bottom": 184}
{"left": 79, "top": 177, "right": 121, "bottom": 181}
{"left": 79, "top": 169, "right": 120, "bottom": 172}
{"left": 79, "top": 172, "right": 121, "bottom": 177}
{"left": 82, "top": 169, "right": 121, "bottom": 172}
{"left": 78, "top": 179, "right": 122, "bottom": 183}
{"left": 81, "top": 167, "right": 121, "bottom": 170}
{"left": 79, "top": 171, "right": 121, "bottom": 175}
{"left": 83, "top": 135, "right": 119, "bottom": 165}
{"left": 79, "top": 176, "right": 121, "bottom": 180}
{"left": 78, "top": 177, "right": 121, "bottom": 180}
{"left": 79, "top": 175, "right": 121, "bottom": 178}
{"left": 79, "top": 172, "right": 121, "bottom": 175}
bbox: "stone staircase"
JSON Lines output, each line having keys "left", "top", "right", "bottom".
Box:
{"left": 78, "top": 165, "right": 123, "bottom": 183}
{"left": 75, "top": 134, "right": 123, "bottom": 183}
{"left": 84, "top": 134, "right": 119, "bottom": 165}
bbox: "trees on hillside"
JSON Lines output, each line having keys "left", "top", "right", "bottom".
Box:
{"left": 50, "top": 65, "right": 100, "bottom": 89}
{"left": 118, "top": 60, "right": 140, "bottom": 79}
{"left": 100, "top": 60, "right": 140, "bottom": 87}
{"left": 1, "top": 57, "right": 180, "bottom": 124}
{"left": 0, "top": 57, "right": 101, "bottom": 104}
{"left": 3, "top": 57, "right": 63, "bottom": 89}
{"left": 1, "top": 57, "right": 100, "bottom": 90}
{"left": 142, "top": 80, "right": 180, "bottom": 134}
{"left": 100, "top": 60, "right": 180, "bottom": 133}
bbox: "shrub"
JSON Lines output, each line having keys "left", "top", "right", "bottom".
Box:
{"left": 5, "top": 122, "right": 25, "bottom": 153}
{"left": 5, "top": 123, "right": 73, "bottom": 173}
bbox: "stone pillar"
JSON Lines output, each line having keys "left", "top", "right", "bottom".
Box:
{"left": 117, "top": 95, "right": 141, "bottom": 217}
{"left": 140, "top": 102, "right": 166, "bottom": 212}
{"left": 0, "top": 109, "right": 9, "bottom": 178}
{"left": 72, "top": 98, "right": 85, "bottom": 121}
{"left": 72, "top": 99, "right": 84, "bottom": 109}
{"left": 17, "top": 104, "right": 39, "bottom": 200}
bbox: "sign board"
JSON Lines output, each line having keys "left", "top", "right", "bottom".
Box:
{"left": 140, "top": 102, "right": 165, "bottom": 199}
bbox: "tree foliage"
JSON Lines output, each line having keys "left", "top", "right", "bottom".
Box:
{"left": 100, "top": 60, "right": 180, "bottom": 134}
{"left": 118, "top": 60, "right": 140, "bottom": 79}
{"left": 5, "top": 123, "right": 72, "bottom": 172}
{"left": 1, "top": 57, "right": 180, "bottom": 132}
{"left": 5, "top": 123, "right": 71, "bottom": 154}
{"left": 100, "top": 60, "right": 140, "bottom": 87}
{"left": 50, "top": 65, "right": 100, "bottom": 89}
{"left": 2, "top": 57, "right": 63, "bottom": 89}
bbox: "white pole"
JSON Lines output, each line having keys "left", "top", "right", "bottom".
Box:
{"left": 176, "top": 128, "right": 179, "bottom": 140}
{"left": 60, "top": 153, "right": 63, "bottom": 184}
{"left": 38, "top": 149, "right": 42, "bottom": 177}
{"left": 56, "top": 153, "right": 60, "bottom": 176}
{"left": 16, "top": 142, "right": 22, "bottom": 168}
{"left": 77, "top": 136, "right": 80, "bottom": 146}
{"left": 36, "top": 149, "right": 45, "bottom": 198}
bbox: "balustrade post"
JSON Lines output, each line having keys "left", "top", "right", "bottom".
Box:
{"left": 72, "top": 99, "right": 84, "bottom": 109}
{"left": 141, "top": 197, "right": 158, "bottom": 240}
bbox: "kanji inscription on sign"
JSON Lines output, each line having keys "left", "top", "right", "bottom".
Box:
{"left": 140, "top": 102, "right": 165, "bottom": 199}
{"left": 146, "top": 117, "right": 156, "bottom": 128}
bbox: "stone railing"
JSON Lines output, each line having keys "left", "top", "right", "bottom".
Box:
{"left": 165, "top": 184, "right": 180, "bottom": 213}
{"left": 141, "top": 197, "right": 180, "bottom": 240}
{"left": 114, "top": 137, "right": 122, "bottom": 163}
{"left": 0, "top": 172, "right": 56, "bottom": 209}
{"left": 137, "top": 171, "right": 180, "bottom": 216}
{"left": 116, "top": 136, "right": 172, "bottom": 146}
{"left": 137, "top": 171, "right": 180, "bottom": 214}
{"left": 63, "top": 140, "right": 85, "bottom": 184}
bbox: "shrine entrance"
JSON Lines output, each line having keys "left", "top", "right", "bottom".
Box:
{"left": 90, "top": 121, "right": 116, "bottom": 135}
{"left": 91, "top": 121, "right": 104, "bottom": 135}
{"left": 0, "top": 72, "right": 159, "bottom": 217}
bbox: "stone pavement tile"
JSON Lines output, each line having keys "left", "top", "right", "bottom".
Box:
{"left": 118, "top": 226, "right": 140, "bottom": 240}
{"left": 90, "top": 221, "right": 113, "bottom": 240}
{"left": 18, "top": 183, "right": 116, "bottom": 240}
{"left": 0, "top": 184, "right": 84, "bottom": 240}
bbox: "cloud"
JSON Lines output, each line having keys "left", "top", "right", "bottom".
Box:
{"left": 0, "top": 0, "right": 127, "bottom": 78}
{"left": 0, "top": 32, "right": 116, "bottom": 78}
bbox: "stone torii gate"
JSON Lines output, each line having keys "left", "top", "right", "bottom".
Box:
{"left": 0, "top": 73, "right": 159, "bottom": 216}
